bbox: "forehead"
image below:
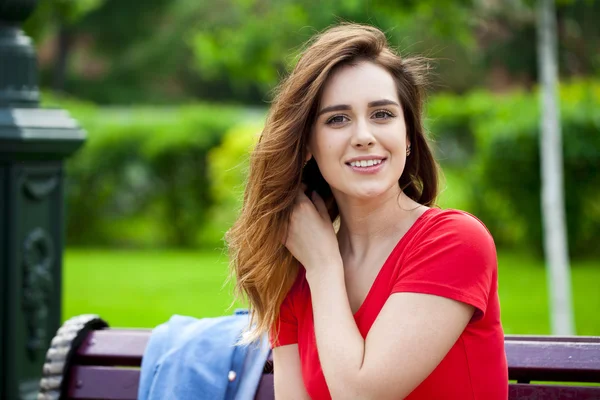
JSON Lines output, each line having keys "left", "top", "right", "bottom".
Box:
{"left": 320, "top": 61, "right": 399, "bottom": 106}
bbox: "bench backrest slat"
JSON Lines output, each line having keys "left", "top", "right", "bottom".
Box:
{"left": 67, "top": 366, "right": 276, "bottom": 400}
{"left": 254, "top": 374, "right": 275, "bottom": 400}
{"left": 69, "top": 366, "right": 140, "bottom": 400}
{"left": 505, "top": 335, "right": 600, "bottom": 343}
{"left": 64, "top": 330, "right": 600, "bottom": 400}
{"left": 76, "top": 329, "right": 149, "bottom": 366}
{"left": 75, "top": 330, "right": 600, "bottom": 384}
{"left": 66, "top": 366, "right": 600, "bottom": 400}
{"left": 505, "top": 340, "right": 600, "bottom": 383}
{"left": 508, "top": 383, "right": 600, "bottom": 400}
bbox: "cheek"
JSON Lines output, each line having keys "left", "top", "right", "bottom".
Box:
{"left": 382, "top": 133, "right": 408, "bottom": 178}
{"left": 313, "top": 144, "right": 347, "bottom": 185}
{"left": 385, "top": 131, "right": 408, "bottom": 160}
{"left": 387, "top": 127, "right": 407, "bottom": 148}
{"left": 312, "top": 133, "right": 343, "bottom": 161}
{"left": 316, "top": 151, "right": 343, "bottom": 181}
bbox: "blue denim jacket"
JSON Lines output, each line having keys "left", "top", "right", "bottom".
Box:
{"left": 138, "top": 311, "right": 270, "bottom": 400}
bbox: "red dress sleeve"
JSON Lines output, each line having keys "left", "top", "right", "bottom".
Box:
{"left": 392, "top": 210, "right": 497, "bottom": 321}
{"left": 269, "top": 272, "right": 302, "bottom": 348}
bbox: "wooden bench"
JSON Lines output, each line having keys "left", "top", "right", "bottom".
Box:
{"left": 38, "top": 315, "right": 600, "bottom": 400}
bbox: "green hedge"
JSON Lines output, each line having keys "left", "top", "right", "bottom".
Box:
{"left": 42, "top": 94, "right": 261, "bottom": 247}
{"left": 471, "top": 81, "right": 600, "bottom": 257}
{"left": 203, "top": 122, "right": 264, "bottom": 247}
{"left": 427, "top": 80, "right": 600, "bottom": 257}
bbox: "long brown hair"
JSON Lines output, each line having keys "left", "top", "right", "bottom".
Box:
{"left": 227, "top": 23, "right": 439, "bottom": 343}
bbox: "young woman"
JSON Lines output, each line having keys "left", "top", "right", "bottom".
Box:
{"left": 228, "top": 23, "right": 508, "bottom": 399}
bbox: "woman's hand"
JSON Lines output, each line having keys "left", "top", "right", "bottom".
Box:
{"left": 284, "top": 186, "right": 343, "bottom": 277}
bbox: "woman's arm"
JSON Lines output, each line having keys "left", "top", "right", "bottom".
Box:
{"left": 284, "top": 192, "right": 489, "bottom": 399}
{"left": 273, "top": 344, "right": 312, "bottom": 400}
{"left": 308, "top": 267, "right": 473, "bottom": 399}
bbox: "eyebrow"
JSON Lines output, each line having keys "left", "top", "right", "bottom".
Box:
{"left": 317, "top": 99, "right": 400, "bottom": 117}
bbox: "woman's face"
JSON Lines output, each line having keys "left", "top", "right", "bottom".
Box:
{"left": 308, "top": 60, "right": 409, "bottom": 201}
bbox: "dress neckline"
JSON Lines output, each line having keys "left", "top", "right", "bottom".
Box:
{"left": 352, "top": 207, "right": 439, "bottom": 318}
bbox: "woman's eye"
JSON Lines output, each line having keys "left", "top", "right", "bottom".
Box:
{"left": 326, "top": 115, "right": 349, "bottom": 125}
{"left": 373, "top": 110, "right": 394, "bottom": 119}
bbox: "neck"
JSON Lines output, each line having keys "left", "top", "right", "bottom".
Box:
{"left": 335, "top": 185, "right": 424, "bottom": 261}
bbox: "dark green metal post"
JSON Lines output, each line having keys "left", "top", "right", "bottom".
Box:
{"left": 0, "top": 1, "right": 86, "bottom": 398}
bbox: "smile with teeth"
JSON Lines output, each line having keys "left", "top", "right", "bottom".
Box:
{"left": 349, "top": 159, "right": 383, "bottom": 168}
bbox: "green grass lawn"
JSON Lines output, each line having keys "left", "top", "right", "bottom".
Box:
{"left": 63, "top": 249, "right": 600, "bottom": 335}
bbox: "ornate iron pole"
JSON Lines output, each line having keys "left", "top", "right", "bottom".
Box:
{"left": 0, "top": 0, "right": 86, "bottom": 398}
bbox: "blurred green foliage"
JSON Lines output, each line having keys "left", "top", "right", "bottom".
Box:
{"left": 429, "top": 80, "right": 600, "bottom": 257}
{"left": 42, "top": 93, "right": 258, "bottom": 247}
{"left": 48, "top": 80, "right": 600, "bottom": 257}
{"left": 472, "top": 81, "right": 600, "bottom": 257}
{"left": 27, "top": 0, "right": 600, "bottom": 104}
{"left": 204, "top": 121, "right": 264, "bottom": 246}
{"left": 188, "top": 0, "right": 475, "bottom": 96}
{"left": 24, "top": 0, "right": 105, "bottom": 39}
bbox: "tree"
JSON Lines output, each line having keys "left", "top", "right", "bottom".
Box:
{"left": 188, "top": 0, "right": 476, "bottom": 101}
{"left": 29, "top": 0, "right": 600, "bottom": 104}
{"left": 25, "top": 0, "right": 106, "bottom": 91}
{"left": 536, "top": 0, "right": 574, "bottom": 335}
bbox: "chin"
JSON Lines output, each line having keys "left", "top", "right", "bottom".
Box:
{"left": 330, "top": 178, "right": 401, "bottom": 201}
{"left": 351, "top": 185, "right": 393, "bottom": 199}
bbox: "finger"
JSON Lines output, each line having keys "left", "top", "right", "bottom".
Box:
{"left": 311, "top": 191, "right": 329, "bottom": 220}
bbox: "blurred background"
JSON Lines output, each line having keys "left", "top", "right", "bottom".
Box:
{"left": 25, "top": 0, "right": 599, "bottom": 334}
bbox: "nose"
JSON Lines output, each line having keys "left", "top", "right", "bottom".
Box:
{"left": 350, "top": 119, "right": 376, "bottom": 149}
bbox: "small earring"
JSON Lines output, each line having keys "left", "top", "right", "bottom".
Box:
{"left": 406, "top": 144, "right": 412, "bottom": 157}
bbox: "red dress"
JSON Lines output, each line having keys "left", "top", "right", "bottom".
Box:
{"left": 271, "top": 208, "right": 509, "bottom": 399}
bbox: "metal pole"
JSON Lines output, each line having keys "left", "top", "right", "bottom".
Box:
{"left": 0, "top": 1, "right": 86, "bottom": 398}
{"left": 536, "top": 0, "right": 575, "bottom": 335}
